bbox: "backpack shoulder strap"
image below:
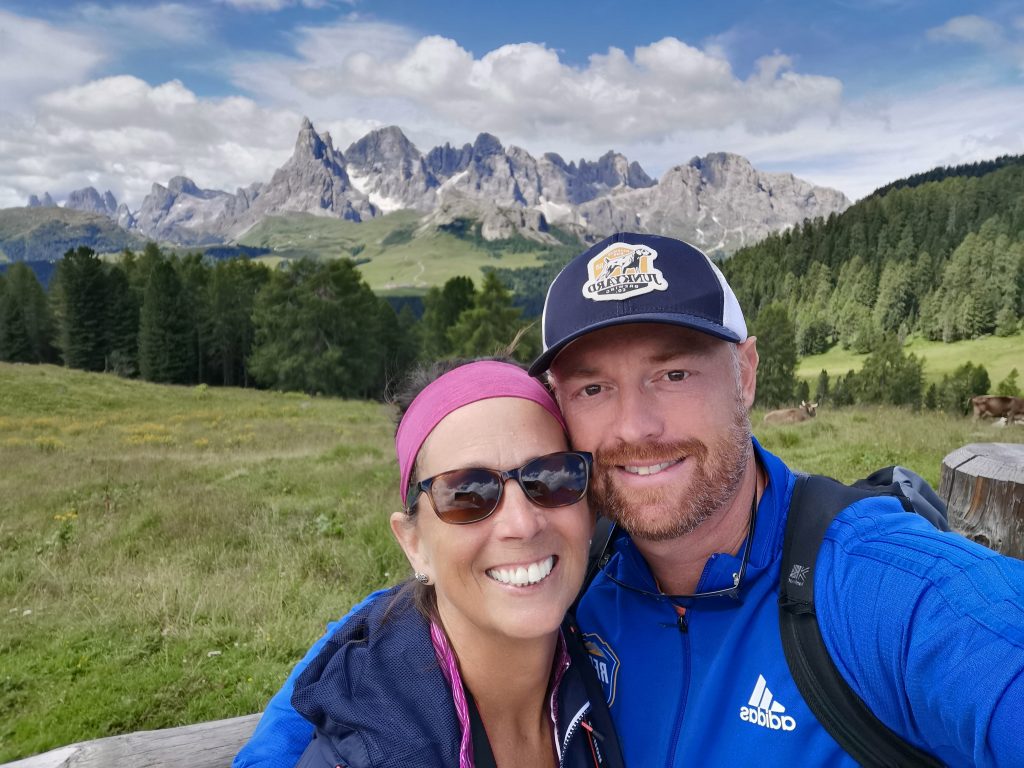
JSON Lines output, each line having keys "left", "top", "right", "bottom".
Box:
{"left": 779, "top": 475, "right": 942, "bottom": 767}
{"left": 572, "top": 515, "right": 617, "bottom": 613}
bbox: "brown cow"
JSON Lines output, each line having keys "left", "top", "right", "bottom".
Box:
{"left": 970, "top": 395, "right": 1024, "bottom": 420}
{"left": 764, "top": 400, "right": 818, "bottom": 425}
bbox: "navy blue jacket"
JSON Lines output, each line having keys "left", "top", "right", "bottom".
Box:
{"left": 290, "top": 585, "right": 623, "bottom": 768}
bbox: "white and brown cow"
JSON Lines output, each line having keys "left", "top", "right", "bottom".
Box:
{"left": 970, "top": 395, "right": 1024, "bottom": 421}
{"left": 764, "top": 400, "right": 818, "bottom": 425}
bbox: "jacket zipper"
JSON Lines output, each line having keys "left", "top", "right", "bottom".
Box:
{"left": 556, "top": 700, "right": 591, "bottom": 767}
{"left": 663, "top": 610, "right": 691, "bottom": 767}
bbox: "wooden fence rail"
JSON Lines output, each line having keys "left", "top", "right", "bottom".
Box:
{"left": 0, "top": 714, "right": 260, "bottom": 768}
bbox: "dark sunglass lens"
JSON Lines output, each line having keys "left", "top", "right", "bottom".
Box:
{"left": 430, "top": 468, "right": 502, "bottom": 523}
{"left": 520, "top": 454, "right": 588, "bottom": 508}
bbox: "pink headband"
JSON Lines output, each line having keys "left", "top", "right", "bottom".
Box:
{"left": 395, "top": 361, "right": 566, "bottom": 505}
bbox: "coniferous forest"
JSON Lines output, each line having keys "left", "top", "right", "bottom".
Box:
{"left": 0, "top": 243, "right": 535, "bottom": 399}
{"left": 719, "top": 160, "right": 1023, "bottom": 411}
{"left": 0, "top": 158, "right": 1021, "bottom": 410}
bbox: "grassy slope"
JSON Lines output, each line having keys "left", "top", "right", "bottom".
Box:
{"left": 238, "top": 211, "right": 552, "bottom": 294}
{"left": 0, "top": 364, "right": 403, "bottom": 760}
{"left": 797, "top": 332, "right": 1024, "bottom": 386}
{"left": 0, "top": 207, "right": 147, "bottom": 261}
{"left": 2, "top": 365, "right": 1023, "bottom": 760}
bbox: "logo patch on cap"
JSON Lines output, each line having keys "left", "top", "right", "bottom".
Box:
{"left": 581, "top": 242, "right": 668, "bottom": 302}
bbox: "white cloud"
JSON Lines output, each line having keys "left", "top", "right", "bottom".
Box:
{"left": 652, "top": 80, "right": 1024, "bottom": 201}
{"left": 927, "top": 15, "right": 1003, "bottom": 46}
{"left": 70, "top": 3, "right": 210, "bottom": 46}
{"left": 228, "top": 22, "right": 843, "bottom": 149}
{"left": 0, "top": 10, "right": 106, "bottom": 112}
{"left": 218, "top": 0, "right": 334, "bottom": 10}
{"left": 2, "top": 11, "right": 1022, "bottom": 213}
{"left": 927, "top": 14, "right": 1024, "bottom": 76}
{"left": 0, "top": 76, "right": 305, "bottom": 209}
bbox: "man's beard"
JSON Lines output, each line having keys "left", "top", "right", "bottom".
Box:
{"left": 589, "top": 401, "right": 752, "bottom": 542}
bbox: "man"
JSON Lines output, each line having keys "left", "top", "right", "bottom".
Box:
{"left": 236, "top": 233, "right": 1024, "bottom": 767}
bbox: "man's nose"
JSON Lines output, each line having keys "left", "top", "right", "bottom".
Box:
{"left": 613, "top": 385, "right": 664, "bottom": 444}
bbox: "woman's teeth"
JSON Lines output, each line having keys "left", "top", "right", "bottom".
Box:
{"left": 487, "top": 556, "right": 555, "bottom": 587}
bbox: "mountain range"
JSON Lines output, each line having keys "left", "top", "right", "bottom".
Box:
{"left": 24, "top": 119, "right": 851, "bottom": 257}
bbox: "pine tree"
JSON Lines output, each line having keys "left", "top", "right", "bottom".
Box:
{"left": 105, "top": 265, "right": 139, "bottom": 377}
{"left": 750, "top": 303, "right": 798, "bottom": 408}
{"left": 0, "top": 263, "right": 55, "bottom": 363}
{"left": 138, "top": 260, "right": 194, "bottom": 383}
{"left": 814, "top": 369, "right": 830, "bottom": 404}
{"left": 448, "top": 273, "right": 526, "bottom": 360}
{"left": 995, "top": 368, "right": 1020, "bottom": 397}
{"left": 849, "top": 335, "right": 924, "bottom": 408}
{"left": 248, "top": 259, "right": 386, "bottom": 397}
{"left": 421, "top": 276, "right": 476, "bottom": 360}
{"left": 55, "top": 246, "right": 108, "bottom": 370}
{"left": 205, "top": 259, "right": 270, "bottom": 387}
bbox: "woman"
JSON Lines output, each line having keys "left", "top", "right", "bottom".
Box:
{"left": 290, "top": 359, "right": 624, "bottom": 768}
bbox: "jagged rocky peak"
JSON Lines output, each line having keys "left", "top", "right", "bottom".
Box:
{"left": 472, "top": 132, "right": 505, "bottom": 158}
{"left": 690, "top": 152, "right": 755, "bottom": 185}
{"left": 167, "top": 176, "right": 201, "bottom": 196}
{"left": 542, "top": 152, "right": 573, "bottom": 172}
{"left": 579, "top": 151, "right": 654, "bottom": 189}
{"left": 425, "top": 141, "right": 473, "bottom": 177}
{"left": 28, "top": 192, "right": 57, "bottom": 208}
{"left": 116, "top": 203, "right": 135, "bottom": 230}
{"left": 345, "top": 126, "right": 420, "bottom": 169}
{"left": 65, "top": 186, "right": 119, "bottom": 216}
{"left": 290, "top": 117, "right": 338, "bottom": 165}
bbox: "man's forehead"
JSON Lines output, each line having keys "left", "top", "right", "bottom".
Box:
{"left": 549, "top": 323, "right": 720, "bottom": 377}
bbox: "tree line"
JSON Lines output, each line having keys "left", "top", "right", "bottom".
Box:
{"left": 748, "top": 301, "right": 1020, "bottom": 412}
{"left": 723, "top": 163, "right": 1024, "bottom": 357}
{"left": 0, "top": 244, "right": 537, "bottom": 398}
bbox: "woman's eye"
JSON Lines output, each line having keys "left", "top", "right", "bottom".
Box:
{"left": 666, "top": 370, "right": 688, "bottom": 382}
{"left": 582, "top": 384, "right": 603, "bottom": 397}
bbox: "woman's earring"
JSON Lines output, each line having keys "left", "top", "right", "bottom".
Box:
{"left": 414, "top": 572, "right": 431, "bottom": 585}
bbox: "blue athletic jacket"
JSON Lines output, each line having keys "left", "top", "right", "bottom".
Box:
{"left": 235, "top": 441, "right": 1024, "bottom": 768}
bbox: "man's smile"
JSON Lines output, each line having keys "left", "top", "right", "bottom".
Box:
{"left": 621, "top": 459, "right": 681, "bottom": 476}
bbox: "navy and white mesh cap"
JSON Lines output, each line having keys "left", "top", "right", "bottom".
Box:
{"left": 529, "top": 232, "right": 747, "bottom": 376}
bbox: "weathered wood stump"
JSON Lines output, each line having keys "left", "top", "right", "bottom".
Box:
{"left": 939, "top": 442, "right": 1024, "bottom": 558}
{"left": 0, "top": 713, "right": 260, "bottom": 768}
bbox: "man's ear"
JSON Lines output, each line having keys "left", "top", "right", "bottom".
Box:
{"left": 390, "top": 511, "right": 428, "bottom": 574}
{"left": 737, "top": 337, "right": 759, "bottom": 409}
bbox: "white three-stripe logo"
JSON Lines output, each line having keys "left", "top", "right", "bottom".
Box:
{"left": 739, "top": 675, "right": 797, "bottom": 731}
{"left": 748, "top": 674, "right": 787, "bottom": 713}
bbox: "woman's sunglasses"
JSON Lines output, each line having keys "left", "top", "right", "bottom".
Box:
{"left": 405, "top": 451, "right": 593, "bottom": 525}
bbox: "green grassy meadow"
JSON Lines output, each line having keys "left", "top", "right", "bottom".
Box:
{"left": 798, "top": 331, "right": 1023, "bottom": 386}
{"left": 2, "top": 363, "right": 1023, "bottom": 761}
{"left": 238, "top": 211, "right": 553, "bottom": 295}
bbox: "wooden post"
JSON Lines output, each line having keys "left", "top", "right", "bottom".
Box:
{"left": 939, "top": 443, "right": 1024, "bottom": 559}
{"left": 0, "top": 714, "right": 260, "bottom": 768}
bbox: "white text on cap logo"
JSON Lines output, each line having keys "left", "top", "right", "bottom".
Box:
{"left": 581, "top": 242, "right": 668, "bottom": 302}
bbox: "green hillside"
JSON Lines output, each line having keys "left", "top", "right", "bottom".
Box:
{"left": 0, "top": 207, "right": 146, "bottom": 262}
{"left": 797, "top": 331, "right": 1023, "bottom": 386}
{"left": 238, "top": 211, "right": 562, "bottom": 295}
{"left": 724, "top": 162, "right": 1024, "bottom": 355}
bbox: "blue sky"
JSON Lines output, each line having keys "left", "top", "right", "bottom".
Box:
{"left": 1, "top": 0, "right": 1022, "bottom": 209}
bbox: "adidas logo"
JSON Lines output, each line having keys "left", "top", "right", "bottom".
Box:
{"left": 739, "top": 675, "right": 797, "bottom": 732}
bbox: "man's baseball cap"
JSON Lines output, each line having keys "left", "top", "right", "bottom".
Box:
{"left": 528, "top": 232, "right": 747, "bottom": 376}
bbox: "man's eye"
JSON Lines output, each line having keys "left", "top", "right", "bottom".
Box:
{"left": 666, "top": 370, "right": 688, "bottom": 382}
{"left": 582, "top": 384, "right": 603, "bottom": 397}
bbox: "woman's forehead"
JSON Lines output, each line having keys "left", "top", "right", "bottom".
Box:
{"left": 417, "top": 398, "right": 568, "bottom": 472}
